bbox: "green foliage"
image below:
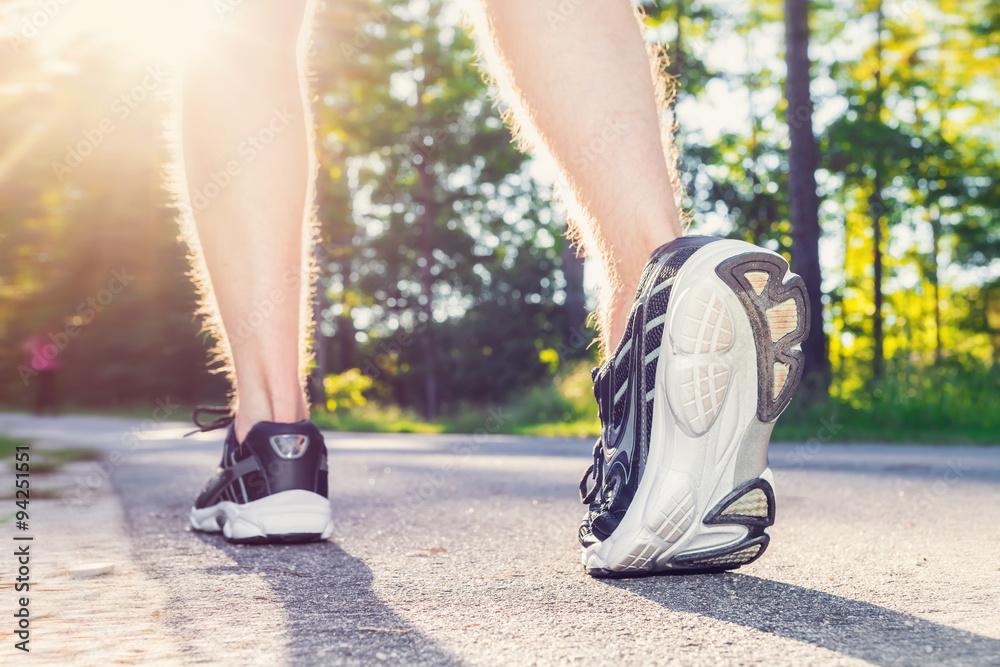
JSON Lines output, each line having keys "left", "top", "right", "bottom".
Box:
{"left": 311, "top": 0, "right": 576, "bottom": 415}
{"left": 322, "top": 369, "right": 374, "bottom": 411}
{"left": 10, "top": 446, "right": 102, "bottom": 475}
{"left": 502, "top": 361, "right": 597, "bottom": 431}
{"left": 776, "top": 362, "right": 1000, "bottom": 444}
{"left": 0, "top": 1, "right": 996, "bottom": 443}
{"left": 310, "top": 360, "right": 1000, "bottom": 444}
{"left": 0, "top": 40, "right": 228, "bottom": 408}
{"left": 312, "top": 403, "right": 444, "bottom": 434}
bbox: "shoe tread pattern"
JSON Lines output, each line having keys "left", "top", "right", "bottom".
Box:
{"left": 715, "top": 253, "right": 810, "bottom": 422}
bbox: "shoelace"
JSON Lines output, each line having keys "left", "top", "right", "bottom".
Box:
{"left": 579, "top": 437, "right": 604, "bottom": 504}
{"left": 185, "top": 405, "right": 235, "bottom": 437}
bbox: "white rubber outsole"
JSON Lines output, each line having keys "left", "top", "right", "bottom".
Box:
{"left": 583, "top": 240, "right": 807, "bottom": 574}
{"left": 190, "top": 489, "right": 334, "bottom": 543}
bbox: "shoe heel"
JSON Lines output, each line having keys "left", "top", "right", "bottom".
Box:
{"left": 670, "top": 535, "right": 770, "bottom": 570}
{"left": 223, "top": 490, "right": 333, "bottom": 544}
{"left": 669, "top": 477, "right": 775, "bottom": 570}
{"left": 715, "top": 252, "right": 810, "bottom": 422}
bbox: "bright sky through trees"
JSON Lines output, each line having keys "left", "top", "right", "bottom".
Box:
{"left": 1, "top": 0, "right": 997, "bottom": 439}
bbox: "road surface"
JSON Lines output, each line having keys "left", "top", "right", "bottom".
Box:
{"left": 0, "top": 414, "right": 998, "bottom": 665}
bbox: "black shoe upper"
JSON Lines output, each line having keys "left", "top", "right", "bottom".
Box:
{"left": 194, "top": 418, "right": 329, "bottom": 510}
{"left": 579, "top": 235, "right": 719, "bottom": 545}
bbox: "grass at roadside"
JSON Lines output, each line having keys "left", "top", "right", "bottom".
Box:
{"left": 313, "top": 360, "right": 1000, "bottom": 445}
{"left": 0, "top": 437, "right": 101, "bottom": 502}
{"left": 10, "top": 447, "right": 103, "bottom": 474}
{"left": 5, "top": 361, "right": 997, "bottom": 445}
{"left": 0, "top": 435, "right": 28, "bottom": 459}
{"left": 313, "top": 404, "right": 445, "bottom": 434}
{"left": 0, "top": 434, "right": 102, "bottom": 475}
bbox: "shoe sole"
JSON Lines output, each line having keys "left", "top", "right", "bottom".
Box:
{"left": 583, "top": 240, "right": 809, "bottom": 576}
{"left": 190, "top": 489, "right": 334, "bottom": 545}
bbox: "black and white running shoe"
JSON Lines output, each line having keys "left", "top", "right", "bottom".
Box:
{"left": 188, "top": 408, "right": 333, "bottom": 544}
{"left": 579, "top": 236, "right": 809, "bottom": 576}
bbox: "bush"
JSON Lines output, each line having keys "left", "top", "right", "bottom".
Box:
{"left": 435, "top": 361, "right": 600, "bottom": 437}
{"left": 322, "top": 369, "right": 374, "bottom": 411}
{"left": 312, "top": 403, "right": 444, "bottom": 434}
{"left": 774, "top": 361, "right": 1000, "bottom": 444}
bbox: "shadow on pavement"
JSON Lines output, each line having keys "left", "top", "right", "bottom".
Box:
{"left": 198, "top": 536, "right": 460, "bottom": 666}
{"left": 114, "top": 462, "right": 460, "bottom": 666}
{"left": 604, "top": 572, "right": 1000, "bottom": 666}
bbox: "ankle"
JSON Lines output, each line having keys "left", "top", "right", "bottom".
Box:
{"left": 600, "top": 228, "right": 686, "bottom": 358}
{"left": 600, "top": 284, "right": 633, "bottom": 357}
{"left": 233, "top": 392, "right": 309, "bottom": 443}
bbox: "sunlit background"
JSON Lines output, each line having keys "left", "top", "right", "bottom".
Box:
{"left": 0, "top": 0, "right": 997, "bottom": 442}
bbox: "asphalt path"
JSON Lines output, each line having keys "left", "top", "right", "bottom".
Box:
{"left": 1, "top": 414, "right": 998, "bottom": 665}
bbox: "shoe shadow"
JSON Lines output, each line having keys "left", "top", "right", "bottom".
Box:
{"left": 602, "top": 572, "right": 1000, "bottom": 665}
{"left": 197, "top": 536, "right": 460, "bottom": 666}
{"left": 113, "top": 462, "right": 460, "bottom": 666}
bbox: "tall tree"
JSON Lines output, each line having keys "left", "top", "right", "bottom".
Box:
{"left": 311, "top": 0, "right": 570, "bottom": 414}
{"left": 783, "top": 0, "right": 829, "bottom": 396}
{"left": 0, "top": 39, "right": 229, "bottom": 407}
{"left": 560, "top": 238, "right": 588, "bottom": 351}
{"left": 869, "top": 1, "right": 886, "bottom": 381}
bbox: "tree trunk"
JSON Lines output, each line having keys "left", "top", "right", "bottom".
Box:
{"left": 417, "top": 195, "right": 438, "bottom": 421}
{"left": 561, "top": 238, "right": 588, "bottom": 355}
{"left": 338, "top": 259, "right": 356, "bottom": 371}
{"left": 871, "top": 2, "right": 885, "bottom": 381}
{"left": 915, "top": 92, "right": 941, "bottom": 365}
{"left": 872, "top": 180, "right": 885, "bottom": 381}
{"left": 309, "top": 259, "right": 328, "bottom": 408}
{"left": 746, "top": 11, "right": 766, "bottom": 246}
{"left": 668, "top": 0, "right": 684, "bottom": 129}
{"left": 783, "top": 0, "right": 830, "bottom": 398}
{"left": 931, "top": 209, "right": 941, "bottom": 363}
{"left": 415, "top": 68, "right": 438, "bottom": 421}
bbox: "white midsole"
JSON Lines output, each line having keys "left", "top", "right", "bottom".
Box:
{"left": 190, "top": 489, "right": 334, "bottom": 541}
{"left": 584, "top": 240, "right": 786, "bottom": 571}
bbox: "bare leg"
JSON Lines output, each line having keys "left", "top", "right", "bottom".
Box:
{"left": 469, "top": 0, "right": 684, "bottom": 354}
{"left": 181, "top": 0, "right": 315, "bottom": 441}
